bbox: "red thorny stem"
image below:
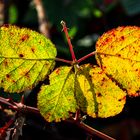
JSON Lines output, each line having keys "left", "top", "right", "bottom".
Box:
{"left": 78, "top": 121, "right": 115, "bottom": 140}
{"left": 0, "top": 96, "right": 115, "bottom": 140}
{"left": 0, "top": 115, "right": 15, "bottom": 139}
{"left": 0, "top": 96, "right": 39, "bottom": 114}
{"left": 61, "top": 21, "right": 97, "bottom": 64}
{"left": 0, "top": 117, "right": 15, "bottom": 131}
{"left": 61, "top": 20, "right": 77, "bottom": 62}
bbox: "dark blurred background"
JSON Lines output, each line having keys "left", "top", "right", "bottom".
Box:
{"left": 0, "top": 0, "right": 140, "bottom": 139}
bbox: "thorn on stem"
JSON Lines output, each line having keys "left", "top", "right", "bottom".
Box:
{"left": 74, "top": 110, "right": 80, "bottom": 121}
{"left": 20, "top": 95, "right": 24, "bottom": 104}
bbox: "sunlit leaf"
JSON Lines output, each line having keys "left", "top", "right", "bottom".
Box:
{"left": 96, "top": 26, "right": 140, "bottom": 96}
{"left": 0, "top": 25, "right": 57, "bottom": 93}
{"left": 75, "top": 64, "right": 126, "bottom": 118}
{"left": 37, "top": 66, "right": 77, "bottom": 122}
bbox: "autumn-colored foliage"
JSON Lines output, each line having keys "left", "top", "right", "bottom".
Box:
{"left": 0, "top": 25, "right": 56, "bottom": 93}
{"left": 0, "top": 24, "right": 140, "bottom": 123}
{"left": 96, "top": 26, "right": 140, "bottom": 97}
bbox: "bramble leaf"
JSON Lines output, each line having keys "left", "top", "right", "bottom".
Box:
{"left": 37, "top": 66, "right": 77, "bottom": 122}
{"left": 0, "top": 25, "right": 57, "bottom": 93}
{"left": 38, "top": 64, "right": 126, "bottom": 122}
{"left": 96, "top": 26, "right": 140, "bottom": 97}
{"left": 75, "top": 64, "right": 126, "bottom": 118}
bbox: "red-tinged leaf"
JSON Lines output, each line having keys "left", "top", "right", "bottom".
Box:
{"left": 96, "top": 26, "right": 140, "bottom": 97}
{"left": 75, "top": 64, "right": 126, "bottom": 118}
{"left": 0, "top": 25, "right": 57, "bottom": 93}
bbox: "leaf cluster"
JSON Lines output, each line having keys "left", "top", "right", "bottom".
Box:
{"left": 0, "top": 24, "right": 140, "bottom": 122}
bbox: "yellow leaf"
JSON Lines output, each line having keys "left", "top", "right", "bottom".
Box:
{"left": 0, "top": 25, "right": 56, "bottom": 93}
{"left": 96, "top": 26, "right": 140, "bottom": 96}
{"left": 75, "top": 64, "right": 126, "bottom": 118}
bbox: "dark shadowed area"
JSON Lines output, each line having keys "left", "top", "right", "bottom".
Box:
{"left": 0, "top": 0, "right": 140, "bottom": 140}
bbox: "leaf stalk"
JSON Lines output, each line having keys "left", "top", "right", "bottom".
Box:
{"left": 77, "top": 51, "right": 97, "bottom": 63}
{"left": 61, "top": 20, "right": 77, "bottom": 62}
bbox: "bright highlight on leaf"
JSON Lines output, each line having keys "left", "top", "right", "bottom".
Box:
{"left": 1, "top": 23, "right": 139, "bottom": 123}
{"left": 38, "top": 64, "right": 126, "bottom": 122}
{"left": 38, "top": 25, "right": 140, "bottom": 122}
{"left": 0, "top": 25, "right": 57, "bottom": 93}
{"left": 37, "top": 66, "right": 77, "bottom": 122}
{"left": 76, "top": 64, "right": 126, "bottom": 118}
{"left": 96, "top": 26, "right": 140, "bottom": 97}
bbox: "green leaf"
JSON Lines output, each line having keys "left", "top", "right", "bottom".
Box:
{"left": 0, "top": 25, "right": 57, "bottom": 93}
{"left": 38, "top": 64, "right": 126, "bottom": 122}
{"left": 75, "top": 64, "right": 126, "bottom": 118}
{"left": 96, "top": 26, "right": 140, "bottom": 97}
{"left": 9, "top": 4, "right": 18, "bottom": 24}
{"left": 37, "top": 66, "right": 77, "bottom": 122}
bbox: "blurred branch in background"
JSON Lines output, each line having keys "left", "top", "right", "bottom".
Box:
{"left": 33, "top": 0, "right": 50, "bottom": 38}
{"left": 0, "top": 0, "right": 4, "bottom": 25}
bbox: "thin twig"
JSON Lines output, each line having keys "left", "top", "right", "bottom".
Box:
{"left": 0, "top": 96, "right": 116, "bottom": 140}
{"left": 66, "top": 118, "right": 116, "bottom": 140}
{"left": 0, "top": 97, "right": 13, "bottom": 106}
{"left": 61, "top": 21, "right": 77, "bottom": 62}
{"left": 0, "top": 96, "right": 40, "bottom": 114}
{"left": 78, "top": 121, "right": 116, "bottom": 140}
{"left": 0, "top": 115, "right": 15, "bottom": 139}
{"left": 0, "top": 0, "right": 4, "bottom": 25}
{"left": 1, "top": 115, "right": 15, "bottom": 130}
{"left": 33, "top": 0, "right": 50, "bottom": 38}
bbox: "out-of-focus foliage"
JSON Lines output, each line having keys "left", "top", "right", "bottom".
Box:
{"left": 23, "top": 0, "right": 94, "bottom": 28}
{"left": 120, "top": 0, "right": 140, "bottom": 15}
{"left": 9, "top": 4, "right": 18, "bottom": 24}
